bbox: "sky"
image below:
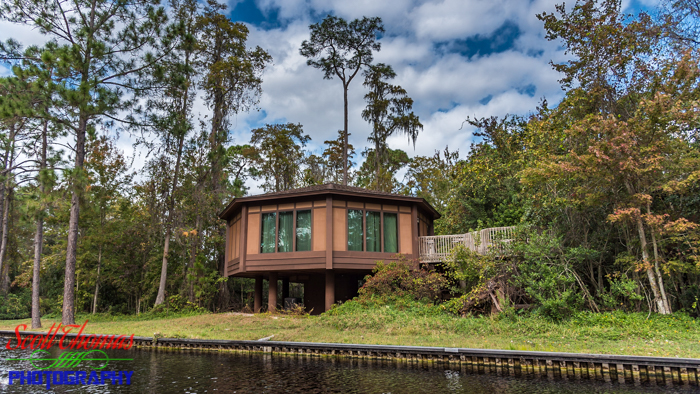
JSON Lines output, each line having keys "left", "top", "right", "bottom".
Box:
{"left": 0, "top": 0, "right": 657, "bottom": 194}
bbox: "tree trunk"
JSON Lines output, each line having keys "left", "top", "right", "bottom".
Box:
{"left": 32, "top": 216, "right": 43, "bottom": 328}
{"left": 0, "top": 123, "right": 16, "bottom": 294}
{"left": 375, "top": 136, "right": 380, "bottom": 191}
{"left": 634, "top": 213, "right": 668, "bottom": 314}
{"left": 62, "top": 114, "right": 89, "bottom": 325}
{"left": 154, "top": 134, "right": 185, "bottom": 306}
{"left": 155, "top": 230, "right": 171, "bottom": 306}
{"left": 0, "top": 188, "right": 11, "bottom": 294}
{"left": 92, "top": 244, "right": 102, "bottom": 314}
{"left": 32, "top": 119, "right": 49, "bottom": 328}
{"left": 647, "top": 203, "right": 671, "bottom": 313}
{"left": 343, "top": 82, "right": 349, "bottom": 186}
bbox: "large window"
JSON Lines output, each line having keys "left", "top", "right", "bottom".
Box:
{"left": 260, "top": 209, "right": 312, "bottom": 253}
{"left": 261, "top": 212, "right": 276, "bottom": 253}
{"left": 278, "top": 211, "right": 293, "bottom": 252}
{"left": 348, "top": 209, "right": 399, "bottom": 253}
{"left": 296, "top": 210, "right": 311, "bottom": 251}
{"left": 383, "top": 213, "right": 398, "bottom": 253}
{"left": 366, "top": 211, "right": 381, "bottom": 252}
{"left": 348, "top": 209, "right": 363, "bottom": 251}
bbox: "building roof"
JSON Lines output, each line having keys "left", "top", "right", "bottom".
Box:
{"left": 219, "top": 183, "right": 441, "bottom": 220}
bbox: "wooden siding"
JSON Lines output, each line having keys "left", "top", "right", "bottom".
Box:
{"left": 313, "top": 207, "right": 326, "bottom": 251}
{"left": 399, "top": 213, "right": 413, "bottom": 254}
{"left": 332, "top": 251, "right": 408, "bottom": 270}
{"left": 247, "top": 212, "right": 260, "bottom": 255}
{"left": 347, "top": 201, "right": 363, "bottom": 209}
{"left": 332, "top": 207, "right": 346, "bottom": 251}
{"left": 226, "top": 258, "right": 240, "bottom": 276}
{"left": 245, "top": 251, "right": 326, "bottom": 271}
{"left": 228, "top": 219, "right": 241, "bottom": 260}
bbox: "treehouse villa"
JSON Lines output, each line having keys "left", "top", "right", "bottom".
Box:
{"left": 218, "top": 183, "right": 514, "bottom": 314}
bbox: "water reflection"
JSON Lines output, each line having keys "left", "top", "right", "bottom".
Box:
{"left": 0, "top": 346, "right": 696, "bottom": 393}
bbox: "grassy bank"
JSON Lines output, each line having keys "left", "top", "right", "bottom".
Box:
{"left": 1, "top": 301, "right": 699, "bottom": 358}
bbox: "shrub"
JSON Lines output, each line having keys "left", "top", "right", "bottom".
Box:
{"left": 0, "top": 289, "right": 31, "bottom": 320}
{"left": 358, "top": 256, "right": 446, "bottom": 303}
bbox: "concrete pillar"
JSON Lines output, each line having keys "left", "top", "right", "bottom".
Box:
{"left": 254, "top": 276, "right": 262, "bottom": 313}
{"left": 325, "top": 270, "right": 335, "bottom": 312}
{"left": 282, "top": 277, "right": 290, "bottom": 300}
{"left": 268, "top": 272, "right": 278, "bottom": 313}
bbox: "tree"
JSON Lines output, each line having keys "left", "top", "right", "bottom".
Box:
{"left": 355, "top": 147, "right": 409, "bottom": 193}
{"left": 250, "top": 123, "right": 311, "bottom": 192}
{"left": 323, "top": 130, "right": 356, "bottom": 184}
{"left": 83, "top": 136, "right": 131, "bottom": 314}
{"left": 300, "top": 15, "right": 384, "bottom": 186}
{"left": 1, "top": 0, "right": 170, "bottom": 324}
{"left": 361, "top": 63, "right": 422, "bottom": 191}
{"left": 402, "top": 147, "right": 458, "bottom": 216}
{"left": 523, "top": 0, "right": 700, "bottom": 314}
{"left": 153, "top": 0, "right": 199, "bottom": 307}
{"left": 197, "top": 0, "right": 270, "bottom": 309}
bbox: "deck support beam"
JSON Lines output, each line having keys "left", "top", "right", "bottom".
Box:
{"left": 254, "top": 275, "right": 262, "bottom": 313}
{"left": 325, "top": 270, "right": 335, "bottom": 312}
{"left": 268, "top": 272, "right": 278, "bottom": 313}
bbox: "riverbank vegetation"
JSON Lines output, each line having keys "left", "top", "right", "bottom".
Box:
{"left": 0, "top": 0, "right": 700, "bottom": 334}
{"left": 2, "top": 306, "right": 700, "bottom": 358}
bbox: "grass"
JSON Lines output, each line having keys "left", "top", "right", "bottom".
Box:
{"left": 1, "top": 301, "right": 699, "bottom": 358}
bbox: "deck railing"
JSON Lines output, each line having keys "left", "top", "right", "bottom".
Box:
{"left": 419, "top": 226, "right": 517, "bottom": 263}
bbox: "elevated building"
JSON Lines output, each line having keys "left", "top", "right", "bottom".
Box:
{"left": 218, "top": 183, "right": 439, "bottom": 314}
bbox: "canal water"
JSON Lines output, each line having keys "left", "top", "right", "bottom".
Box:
{"left": 0, "top": 346, "right": 697, "bottom": 393}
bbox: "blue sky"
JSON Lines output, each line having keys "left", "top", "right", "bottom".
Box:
{"left": 0, "top": 0, "right": 658, "bottom": 193}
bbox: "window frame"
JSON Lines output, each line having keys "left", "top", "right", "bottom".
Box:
{"left": 383, "top": 211, "right": 398, "bottom": 254}
{"left": 259, "top": 206, "right": 314, "bottom": 253}
{"left": 295, "top": 209, "right": 312, "bottom": 252}
{"left": 345, "top": 205, "right": 404, "bottom": 254}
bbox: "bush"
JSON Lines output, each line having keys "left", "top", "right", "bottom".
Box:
{"left": 0, "top": 289, "right": 31, "bottom": 320}
{"left": 358, "top": 256, "right": 446, "bottom": 303}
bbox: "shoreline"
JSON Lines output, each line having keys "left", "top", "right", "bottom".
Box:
{"left": 2, "top": 328, "right": 699, "bottom": 385}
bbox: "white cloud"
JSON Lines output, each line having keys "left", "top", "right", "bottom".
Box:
{"left": 3, "top": 0, "right": 619, "bottom": 196}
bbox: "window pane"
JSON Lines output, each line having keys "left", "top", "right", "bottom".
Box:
{"left": 366, "top": 211, "right": 381, "bottom": 252}
{"left": 384, "top": 213, "right": 398, "bottom": 253}
{"left": 296, "top": 210, "right": 311, "bottom": 251}
{"left": 348, "top": 209, "right": 363, "bottom": 251}
{"left": 278, "top": 211, "right": 294, "bottom": 252}
{"left": 261, "top": 212, "right": 276, "bottom": 253}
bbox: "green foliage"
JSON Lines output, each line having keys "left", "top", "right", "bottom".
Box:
{"left": 0, "top": 288, "right": 30, "bottom": 319}
{"left": 250, "top": 123, "right": 311, "bottom": 192}
{"left": 355, "top": 148, "right": 410, "bottom": 193}
{"left": 442, "top": 245, "right": 488, "bottom": 294}
{"left": 511, "top": 230, "right": 583, "bottom": 321}
{"left": 358, "top": 256, "right": 446, "bottom": 303}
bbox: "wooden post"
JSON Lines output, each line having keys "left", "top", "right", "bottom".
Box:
{"left": 268, "top": 272, "right": 278, "bottom": 313}
{"left": 325, "top": 270, "right": 335, "bottom": 312}
{"left": 411, "top": 204, "right": 419, "bottom": 260}
{"left": 326, "top": 195, "right": 333, "bottom": 270}
{"left": 240, "top": 205, "right": 248, "bottom": 273}
{"left": 254, "top": 275, "right": 262, "bottom": 313}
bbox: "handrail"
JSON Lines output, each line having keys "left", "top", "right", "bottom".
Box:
{"left": 419, "top": 226, "right": 516, "bottom": 262}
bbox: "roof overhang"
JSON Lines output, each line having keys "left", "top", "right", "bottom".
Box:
{"left": 218, "top": 188, "right": 441, "bottom": 221}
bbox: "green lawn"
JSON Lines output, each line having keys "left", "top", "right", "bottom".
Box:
{"left": 1, "top": 304, "right": 698, "bottom": 358}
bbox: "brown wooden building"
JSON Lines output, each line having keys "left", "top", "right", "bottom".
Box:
{"left": 218, "top": 183, "right": 440, "bottom": 314}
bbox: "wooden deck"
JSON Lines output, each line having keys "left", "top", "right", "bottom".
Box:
{"left": 419, "top": 226, "right": 516, "bottom": 263}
